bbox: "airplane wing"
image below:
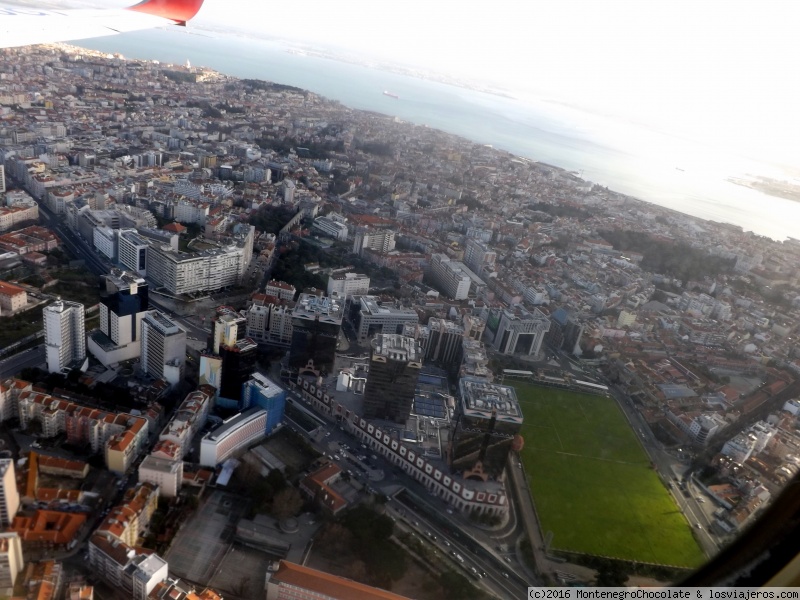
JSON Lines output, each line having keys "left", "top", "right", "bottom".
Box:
{"left": 0, "top": 0, "right": 204, "bottom": 49}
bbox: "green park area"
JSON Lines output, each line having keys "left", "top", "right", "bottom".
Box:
{"left": 515, "top": 384, "right": 705, "bottom": 568}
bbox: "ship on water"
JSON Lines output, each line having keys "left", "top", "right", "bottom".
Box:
{"left": 383, "top": 90, "right": 399, "bottom": 99}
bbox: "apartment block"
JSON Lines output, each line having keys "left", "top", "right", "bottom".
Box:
{"left": 44, "top": 300, "right": 86, "bottom": 373}
{"left": 426, "top": 253, "right": 485, "bottom": 300}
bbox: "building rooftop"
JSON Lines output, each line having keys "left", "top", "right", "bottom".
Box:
{"left": 458, "top": 376, "right": 523, "bottom": 424}
{"left": 144, "top": 310, "right": 184, "bottom": 335}
{"left": 371, "top": 333, "right": 422, "bottom": 362}
{"left": 359, "top": 295, "right": 417, "bottom": 317}
{"left": 204, "top": 407, "right": 267, "bottom": 443}
{"left": 293, "top": 293, "right": 343, "bottom": 322}
{"left": 269, "top": 560, "right": 411, "bottom": 600}
{"left": 0, "top": 280, "right": 26, "bottom": 296}
{"left": 139, "top": 455, "right": 181, "bottom": 475}
{"left": 104, "top": 268, "right": 146, "bottom": 292}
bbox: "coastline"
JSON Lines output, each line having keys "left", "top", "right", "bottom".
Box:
{"left": 70, "top": 28, "right": 800, "bottom": 242}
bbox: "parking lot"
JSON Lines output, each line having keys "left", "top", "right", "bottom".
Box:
{"left": 164, "top": 490, "right": 247, "bottom": 585}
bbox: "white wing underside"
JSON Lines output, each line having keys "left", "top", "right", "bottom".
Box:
{"left": 0, "top": 3, "right": 190, "bottom": 49}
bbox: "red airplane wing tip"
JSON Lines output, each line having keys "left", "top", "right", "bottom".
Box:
{"left": 128, "top": 0, "right": 204, "bottom": 24}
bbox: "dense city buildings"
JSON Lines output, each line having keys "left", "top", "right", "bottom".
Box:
{"left": 43, "top": 299, "right": 86, "bottom": 373}
{"left": 450, "top": 377, "right": 523, "bottom": 480}
{"left": 0, "top": 38, "right": 799, "bottom": 593}
{"left": 362, "top": 334, "right": 423, "bottom": 423}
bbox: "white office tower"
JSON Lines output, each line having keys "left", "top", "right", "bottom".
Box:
{"left": 0, "top": 460, "right": 19, "bottom": 527}
{"left": 44, "top": 299, "right": 87, "bottom": 373}
{"left": 141, "top": 311, "right": 187, "bottom": 385}
{"left": 0, "top": 165, "right": 5, "bottom": 194}
{"left": 0, "top": 532, "right": 23, "bottom": 591}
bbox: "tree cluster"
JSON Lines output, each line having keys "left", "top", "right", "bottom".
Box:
{"left": 317, "top": 505, "right": 406, "bottom": 588}
{"left": 271, "top": 244, "right": 328, "bottom": 293}
{"left": 599, "top": 229, "right": 736, "bottom": 282}
{"left": 248, "top": 205, "right": 298, "bottom": 235}
{"left": 356, "top": 140, "right": 394, "bottom": 157}
{"left": 528, "top": 201, "right": 593, "bottom": 221}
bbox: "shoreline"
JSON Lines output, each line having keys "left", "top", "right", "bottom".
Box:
{"left": 68, "top": 31, "right": 796, "bottom": 242}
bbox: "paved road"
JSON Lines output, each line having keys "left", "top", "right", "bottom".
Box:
{"left": 287, "top": 392, "right": 532, "bottom": 597}
{"left": 0, "top": 344, "right": 45, "bottom": 378}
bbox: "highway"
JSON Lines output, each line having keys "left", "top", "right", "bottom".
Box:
{"left": 0, "top": 344, "right": 45, "bottom": 378}
{"left": 287, "top": 388, "right": 532, "bottom": 597}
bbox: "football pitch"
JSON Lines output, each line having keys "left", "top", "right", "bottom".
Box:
{"left": 515, "top": 384, "right": 705, "bottom": 568}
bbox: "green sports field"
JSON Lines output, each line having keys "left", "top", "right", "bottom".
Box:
{"left": 515, "top": 384, "right": 705, "bottom": 567}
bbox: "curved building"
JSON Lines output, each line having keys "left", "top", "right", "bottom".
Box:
{"left": 199, "top": 408, "right": 268, "bottom": 467}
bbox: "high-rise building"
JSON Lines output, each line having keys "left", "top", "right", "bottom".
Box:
{"left": 0, "top": 460, "right": 19, "bottom": 527}
{"left": 219, "top": 338, "right": 258, "bottom": 403}
{"left": 44, "top": 299, "right": 86, "bottom": 373}
{"left": 289, "top": 293, "right": 343, "bottom": 374}
{"left": 424, "top": 318, "right": 464, "bottom": 366}
{"left": 484, "top": 306, "right": 550, "bottom": 356}
{"left": 88, "top": 269, "right": 149, "bottom": 366}
{"left": 450, "top": 377, "right": 523, "bottom": 480}
{"left": 141, "top": 311, "right": 186, "bottom": 385}
{"left": 210, "top": 306, "right": 246, "bottom": 353}
{"left": 0, "top": 165, "right": 5, "bottom": 194}
{"left": 0, "top": 532, "right": 23, "bottom": 590}
{"left": 363, "top": 334, "right": 422, "bottom": 423}
{"left": 463, "top": 238, "right": 496, "bottom": 275}
{"left": 242, "top": 372, "right": 287, "bottom": 433}
{"left": 117, "top": 229, "right": 150, "bottom": 276}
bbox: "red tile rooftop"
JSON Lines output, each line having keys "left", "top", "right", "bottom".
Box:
{"left": 271, "top": 560, "right": 411, "bottom": 600}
